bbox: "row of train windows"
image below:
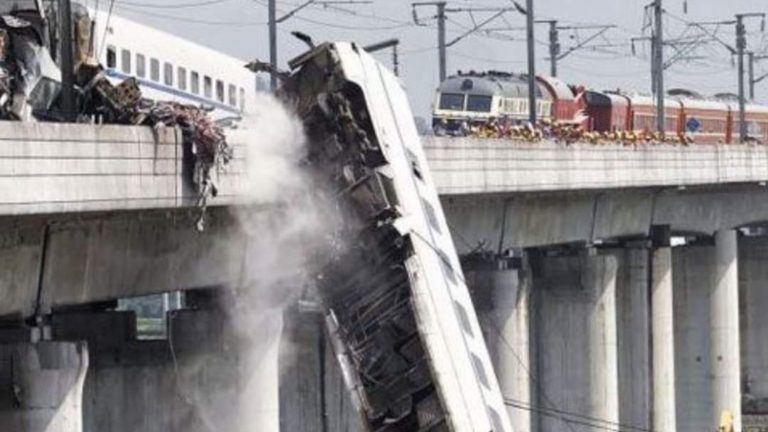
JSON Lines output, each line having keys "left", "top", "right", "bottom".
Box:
{"left": 106, "top": 46, "right": 245, "bottom": 110}
{"left": 438, "top": 93, "right": 493, "bottom": 112}
{"left": 500, "top": 98, "right": 551, "bottom": 116}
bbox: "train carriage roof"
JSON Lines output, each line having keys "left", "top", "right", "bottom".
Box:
{"left": 439, "top": 72, "right": 551, "bottom": 100}
{"left": 582, "top": 90, "right": 629, "bottom": 107}
{"left": 537, "top": 75, "right": 576, "bottom": 101}
{"left": 629, "top": 94, "right": 682, "bottom": 109}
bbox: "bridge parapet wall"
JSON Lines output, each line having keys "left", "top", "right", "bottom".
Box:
{"left": 0, "top": 122, "right": 248, "bottom": 216}
{"left": 424, "top": 137, "right": 768, "bottom": 195}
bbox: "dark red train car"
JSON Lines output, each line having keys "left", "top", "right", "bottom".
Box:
{"left": 537, "top": 75, "right": 578, "bottom": 121}
{"left": 674, "top": 98, "right": 731, "bottom": 144}
{"left": 629, "top": 95, "right": 683, "bottom": 137}
{"left": 577, "top": 90, "right": 631, "bottom": 132}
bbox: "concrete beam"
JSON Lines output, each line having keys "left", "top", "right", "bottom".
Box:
{"left": 443, "top": 185, "right": 768, "bottom": 251}
{"left": 0, "top": 208, "right": 254, "bottom": 318}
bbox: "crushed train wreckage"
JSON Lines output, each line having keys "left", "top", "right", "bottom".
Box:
{"left": 280, "top": 42, "right": 513, "bottom": 432}
{"left": 0, "top": 2, "right": 231, "bottom": 228}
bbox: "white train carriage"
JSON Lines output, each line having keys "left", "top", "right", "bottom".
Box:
{"left": 289, "top": 43, "right": 512, "bottom": 431}
{"left": 89, "top": 10, "right": 256, "bottom": 119}
{"left": 432, "top": 71, "right": 552, "bottom": 134}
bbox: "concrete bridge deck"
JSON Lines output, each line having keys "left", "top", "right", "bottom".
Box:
{"left": 2, "top": 123, "right": 768, "bottom": 215}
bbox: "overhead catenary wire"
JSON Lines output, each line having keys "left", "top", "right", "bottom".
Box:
{"left": 115, "top": 0, "right": 232, "bottom": 8}
{"left": 114, "top": 3, "right": 265, "bottom": 25}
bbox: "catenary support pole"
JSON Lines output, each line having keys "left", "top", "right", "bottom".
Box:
{"left": 525, "top": 0, "right": 536, "bottom": 124}
{"left": 268, "top": 0, "right": 277, "bottom": 91}
{"left": 437, "top": 2, "right": 447, "bottom": 82}
{"left": 654, "top": 0, "right": 665, "bottom": 136}
{"left": 749, "top": 51, "right": 755, "bottom": 101}
{"left": 737, "top": 15, "right": 747, "bottom": 142}
{"left": 548, "top": 20, "right": 559, "bottom": 77}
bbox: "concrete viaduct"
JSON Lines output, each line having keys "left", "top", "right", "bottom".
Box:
{"left": 2, "top": 122, "right": 768, "bottom": 431}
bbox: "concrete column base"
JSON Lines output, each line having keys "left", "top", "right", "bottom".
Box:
{"left": 0, "top": 341, "right": 88, "bottom": 432}
{"left": 711, "top": 230, "right": 741, "bottom": 431}
{"left": 651, "top": 247, "right": 677, "bottom": 432}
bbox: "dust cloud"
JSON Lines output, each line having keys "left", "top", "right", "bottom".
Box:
{"left": 173, "top": 93, "right": 336, "bottom": 432}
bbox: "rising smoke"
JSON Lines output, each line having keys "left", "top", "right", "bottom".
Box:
{"left": 173, "top": 93, "right": 336, "bottom": 432}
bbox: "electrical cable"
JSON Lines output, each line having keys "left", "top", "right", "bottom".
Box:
{"left": 503, "top": 398, "right": 653, "bottom": 432}
{"left": 116, "top": 0, "right": 232, "bottom": 8}
{"left": 115, "top": 3, "right": 265, "bottom": 25}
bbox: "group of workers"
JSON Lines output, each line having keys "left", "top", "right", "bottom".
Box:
{"left": 433, "top": 116, "right": 702, "bottom": 145}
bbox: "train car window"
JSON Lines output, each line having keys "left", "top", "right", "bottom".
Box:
{"left": 204, "top": 76, "right": 212, "bottom": 98}
{"left": 150, "top": 58, "right": 159, "bottom": 82}
{"left": 439, "top": 93, "right": 464, "bottom": 111}
{"left": 467, "top": 95, "right": 492, "bottom": 113}
{"left": 164, "top": 62, "right": 173, "bottom": 86}
{"left": 121, "top": 49, "right": 131, "bottom": 74}
{"left": 239, "top": 88, "right": 245, "bottom": 111}
{"left": 136, "top": 54, "right": 146, "bottom": 78}
{"left": 106, "top": 46, "right": 116, "bottom": 68}
{"left": 215, "top": 80, "right": 224, "bottom": 103}
{"left": 178, "top": 67, "right": 187, "bottom": 91}
{"left": 228, "top": 84, "right": 236, "bottom": 106}
{"left": 191, "top": 72, "right": 200, "bottom": 95}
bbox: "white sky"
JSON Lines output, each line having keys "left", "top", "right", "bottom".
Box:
{"left": 91, "top": 0, "right": 768, "bottom": 118}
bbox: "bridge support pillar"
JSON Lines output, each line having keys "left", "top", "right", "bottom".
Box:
{"left": 490, "top": 261, "right": 535, "bottom": 432}
{"left": 0, "top": 341, "right": 88, "bottom": 432}
{"left": 651, "top": 244, "right": 677, "bottom": 431}
{"left": 532, "top": 251, "right": 620, "bottom": 431}
{"left": 711, "top": 229, "right": 742, "bottom": 430}
{"left": 465, "top": 257, "right": 536, "bottom": 432}
{"left": 616, "top": 246, "right": 651, "bottom": 430}
{"left": 739, "top": 235, "right": 768, "bottom": 418}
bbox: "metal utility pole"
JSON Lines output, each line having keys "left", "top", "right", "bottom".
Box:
{"left": 364, "top": 38, "right": 400, "bottom": 76}
{"left": 59, "top": 0, "right": 75, "bottom": 121}
{"left": 749, "top": 51, "right": 755, "bottom": 100}
{"left": 653, "top": 0, "right": 664, "bottom": 136}
{"left": 737, "top": 15, "right": 747, "bottom": 142}
{"left": 735, "top": 13, "right": 766, "bottom": 142}
{"left": 545, "top": 20, "right": 559, "bottom": 76}
{"left": 413, "top": 3, "right": 513, "bottom": 83}
{"left": 268, "top": 0, "right": 277, "bottom": 91}
{"left": 437, "top": 2, "right": 446, "bottom": 82}
{"left": 525, "top": 0, "right": 536, "bottom": 124}
{"left": 412, "top": 2, "right": 447, "bottom": 81}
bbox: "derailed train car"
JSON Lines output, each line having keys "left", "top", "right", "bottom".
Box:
{"left": 282, "top": 43, "right": 512, "bottom": 431}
